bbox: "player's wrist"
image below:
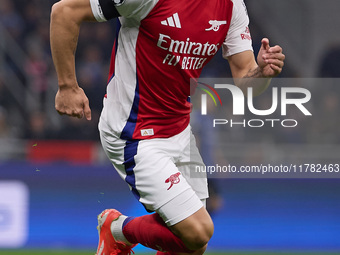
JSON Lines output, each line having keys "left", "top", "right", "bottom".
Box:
{"left": 57, "top": 79, "right": 79, "bottom": 90}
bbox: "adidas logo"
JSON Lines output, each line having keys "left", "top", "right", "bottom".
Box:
{"left": 161, "top": 13, "right": 181, "bottom": 28}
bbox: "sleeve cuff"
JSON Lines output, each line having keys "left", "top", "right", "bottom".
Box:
{"left": 89, "top": 0, "right": 107, "bottom": 22}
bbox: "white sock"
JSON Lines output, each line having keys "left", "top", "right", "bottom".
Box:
{"left": 110, "top": 215, "right": 133, "bottom": 245}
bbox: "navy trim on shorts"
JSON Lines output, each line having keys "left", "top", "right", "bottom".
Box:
{"left": 123, "top": 140, "right": 141, "bottom": 201}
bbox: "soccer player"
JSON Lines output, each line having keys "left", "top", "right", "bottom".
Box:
{"left": 50, "top": 0, "right": 285, "bottom": 254}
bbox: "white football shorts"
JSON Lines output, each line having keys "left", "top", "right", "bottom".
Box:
{"left": 99, "top": 119, "right": 208, "bottom": 226}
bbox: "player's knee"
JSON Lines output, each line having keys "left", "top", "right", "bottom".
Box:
{"left": 181, "top": 219, "right": 214, "bottom": 250}
{"left": 169, "top": 207, "right": 214, "bottom": 251}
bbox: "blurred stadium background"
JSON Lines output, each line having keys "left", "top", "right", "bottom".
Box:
{"left": 1, "top": 0, "right": 340, "bottom": 254}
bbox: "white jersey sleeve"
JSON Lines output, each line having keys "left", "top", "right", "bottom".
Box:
{"left": 222, "top": 0, "right": 253, "bottom": 58}
{"left": 90, "top": 0, "right": 158, "bottom": 22}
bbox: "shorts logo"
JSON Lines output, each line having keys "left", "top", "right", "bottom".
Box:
{"left": 165, "top": 172, "right": 181, "bottom": 190}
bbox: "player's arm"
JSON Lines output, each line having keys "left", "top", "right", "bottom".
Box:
{"left": 50, "top": 0, "right": 119, "bottom": 120}
{"left": 227, "top": 38, "right": 285, "bottom": 97}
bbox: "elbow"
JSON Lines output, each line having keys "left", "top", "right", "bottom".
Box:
{"left": 51, "top": 1, "right": 66, "bottom": 23}
{"left": 51, "top": 1, "right": 63, "bottom": 17}
{"left": 51, "top": 1, "right": 79, "bottom": 24}
{"left": 51, "top": 0, "right": 94, "bottom": 24}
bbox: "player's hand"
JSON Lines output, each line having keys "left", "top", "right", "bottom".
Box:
{"left": 257, "top": 38, "right": 285, "bottom": 78}
{"left": 55, "top": 84, "right": 92, "bottom": 120}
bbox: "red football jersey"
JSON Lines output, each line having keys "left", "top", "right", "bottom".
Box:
{"left": 90, "top": 0, "right": 252, "bottom": 140}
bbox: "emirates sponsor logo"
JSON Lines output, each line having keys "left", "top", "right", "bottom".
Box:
{"left": 157, "top": 34, "right": 219, "bottom": 56}
{"left": 157, "top": 34, "right": 219, "bottom": 70}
